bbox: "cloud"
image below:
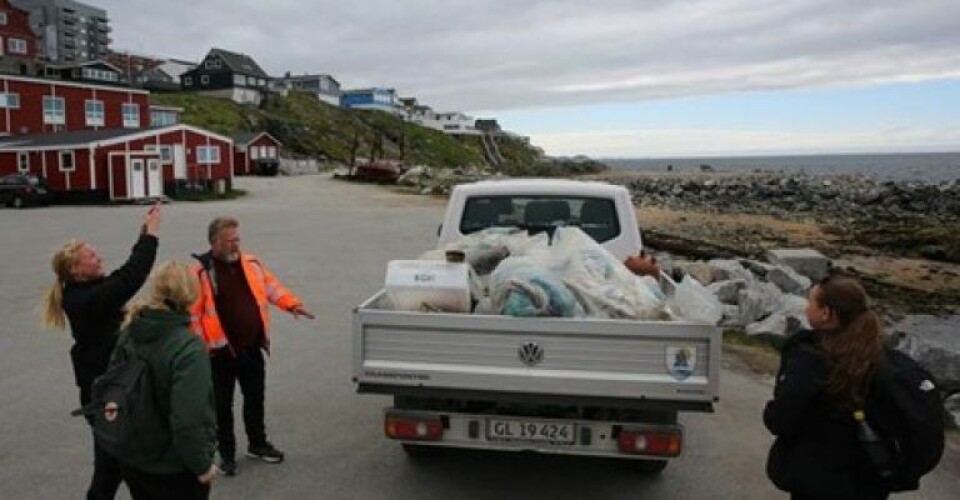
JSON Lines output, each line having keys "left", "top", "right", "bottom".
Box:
{"left": 532, "top": 127, "right": 960, "bottom": 157}
{"left": 101, "top": 0, "right": 960, "bottom": 112}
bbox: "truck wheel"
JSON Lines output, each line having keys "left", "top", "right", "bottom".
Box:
{"left": 402, "top": 443, "right": 438, "bottom": 460}
{"left": 12, "top": 195, "right": 23, "bottom": 209}
{"left": 634, "top": 459, "right": 668, "bottom": 475}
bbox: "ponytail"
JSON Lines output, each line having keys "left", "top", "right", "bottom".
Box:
{"left": 815, "top": 274, "right": 885, "bottom": 410}
{"left": 42, "top": 240, "right": 85, "bottom": 330}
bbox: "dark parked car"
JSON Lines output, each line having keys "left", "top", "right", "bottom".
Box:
{"left": 0, "top": 174, "right": 53, "bottom": 208}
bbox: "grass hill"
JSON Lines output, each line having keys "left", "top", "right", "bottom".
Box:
{"left": 150, "top": 91, "right": 590, "bottom": 174}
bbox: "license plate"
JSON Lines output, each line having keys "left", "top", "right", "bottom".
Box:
{"left": 487, "top": 419, "right": 576, "bottom": 444}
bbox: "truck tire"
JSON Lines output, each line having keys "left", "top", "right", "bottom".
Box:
{"left": 401, "top": 443, "right": 438, "bottom": 460}
{"left": 634, "top": 459, "right": 668, "bottom": 475}
{"left": 12, "top": 195, "right": 23, "bottom": 209}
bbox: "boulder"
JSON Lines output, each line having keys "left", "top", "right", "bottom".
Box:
{"left": 678, "top": 261, "right": 714, "bottom": 286}
{"left": 741, "top": 259, "right": 777, "bottom": 279}
{"left": 708, "top": 259, "right": 754, "bottom": 283}
{"left": 945, "top": 393, "right": 960, "bottom": 429}
{"left": 888, "top": 315, "right": 960, "bottom": 392}
{"left": 719, "top": 305, "right": 745, "bottom": 328}
{"left": 767, "top": 265, "right": 812, "bottom": 296}
{"left": 737, "top": 281, "right": 784, "bottom": 324}
{"left": 766, "top": 248, "right": 831, "bottom": 282}
{"left": 708, "top": 279, "right": 749, "bottom": 305}
{"left": 744, "top": 293, "right": 809, "bottom": 338}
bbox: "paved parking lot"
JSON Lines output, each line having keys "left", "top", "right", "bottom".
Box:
{"left": 0, "top": 175, "right": 954, "bottom": 499}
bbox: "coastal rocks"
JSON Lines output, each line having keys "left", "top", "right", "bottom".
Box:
{"left": 708, "top": 259, "right": 754, "bottom": 283}
{"left": 615, "top": 174, "right": 960, "bottom": 257}
{"left": 767, "top": 266, "right": 812, "bottom": 296}
{"left": 744, "top": 294, "right": 809, "bottom": 338}
{"left": 946, "top": 394, "right": 960, "bottom": 428}
{"left": 888, "top": 315, "right": 960, "bottom": 393}
{"left": 708, "top": 279, "right": 748, "bottom": 305}
{"left": 767, "top": 248, "right": 831, "bottom": 282}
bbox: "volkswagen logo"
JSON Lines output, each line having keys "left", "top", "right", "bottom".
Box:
{"left": 518, "top": 341, "right": 544, "bottom": 366}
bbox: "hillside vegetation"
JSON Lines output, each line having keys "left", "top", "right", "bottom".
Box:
{"left": 150, "top": 91, "right": 601, "bottom": 174}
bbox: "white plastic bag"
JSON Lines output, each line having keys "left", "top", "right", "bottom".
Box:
{"left": 546, "top": 227, "right": 668, "bottom": 320}
{"left": 665, "top": 275, "right": 724, "bottom": 324}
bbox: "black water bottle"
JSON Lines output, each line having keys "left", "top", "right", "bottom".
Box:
{"left": 853, "top": 410, "right": 894, "bottom": 479}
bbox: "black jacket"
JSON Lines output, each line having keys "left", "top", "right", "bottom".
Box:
{"left": 63, "top": 233, "right": 157, "bottom": 401}
{"left": 764, "top": 329, "right": 888, "bottom": 499}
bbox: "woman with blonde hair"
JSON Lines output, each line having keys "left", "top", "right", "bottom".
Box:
{"left": 764, "top": 273, "right": 890, "bottom": 499}
{"left": 43, "top": 204, "right": 160, "bottom": 500}
{"left": 113, "top": 261, "right": 217, "bottom": 499}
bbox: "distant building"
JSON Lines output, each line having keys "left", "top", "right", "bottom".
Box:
{"left": 149, "top": 104, "right": 180, "bottom": 127}
{"left": 474, "top": 119, "right": 501, "bottom": 133}
{"left": 273, "top": 73, "right": 340, "bottom": 106}
{"left": 417, "top": 111, "right": 478, "bottom": 135}
{"left": 180, "top": 48, "right": 269, "bottom": 105}
{"left": 42, "top": 59, "right": 123, "bottom": 85}
{"left": 11, "top": 0, "right": 111, "bottom": 63}
{"left": 231, "top": 131, "right": 281, "bottom": 176}
{"left": 0, "top": 72, "right": 148, "bottom": 135}
{"left": 0, "top": 0, "right": 41, "bottom": 75}
{"left": 340, "top": 87, "right": 400, "bottom": 115}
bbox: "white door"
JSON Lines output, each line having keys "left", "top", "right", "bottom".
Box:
{"left": 147, "top": 159, "right": 162, "bottom": 197}
{"left": 173, "top": 145, "right": 187, "bottom": 180}
{"left": 129, "top": 159, "right": 146, "bottom": 199}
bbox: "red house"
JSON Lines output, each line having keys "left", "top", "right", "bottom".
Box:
{"left": 0, "top": 124, "right": 234, "bottom": 202}
{"left": 0, "top": 74, "right": 149, "bottom": 135}
{"left": 231, "top": 131, "right": 281, "bottom": 176}
{"left": 0, "top": 0, "right": 39, "bottom": 76}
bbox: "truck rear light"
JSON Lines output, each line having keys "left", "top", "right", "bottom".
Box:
{"left": 617, "top": 429, "right": 682, "bottom": 457}
{"left": 385, "top": 414, "right": 444, "bottom": 441}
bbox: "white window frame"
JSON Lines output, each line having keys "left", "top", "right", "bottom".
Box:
{"left": 233, "top": 74, "right": 245, "bottom": 86}
{"left": 200, "top": 75, "right": 209, "bottom": 85}
{"left": 7, "top": 38, "right": 27, "bottom": 55}
{"left": 266, "top": 146, "right": 277, "bottom": 158}
{"left": 183, "top": 76, "right": 192, "bottom": 86}
{"left": 59, "top": 150, "right": 75, "bottom": 172}
{"left": 122, "top": 103, "right": 139, "bottom": 128}
{"left": 197, "top": 145, "right": 220, "bottom": 164}
{"left": 17, "top": 152, "right": 28, "bottom": 173}
{"left": 0, "top": 13, "right": 7, "bottom": 26}
{"left": 204, "top": 58, "right": 221, "bottom": 69}
{"left": 43, "top": 96, "right": 66, "bottom": 125}
{"left": 84, "top": 99, "right": 104, "bottom": 126}
{"left": 0, "top": 92, "right": 19, "bottom": 109}
{"left": 249, "top": 146, "right": 259, "bottom": 159}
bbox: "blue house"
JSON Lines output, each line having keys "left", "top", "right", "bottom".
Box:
{"left": 340, "top": 87, "right": 400, "bottom": 114}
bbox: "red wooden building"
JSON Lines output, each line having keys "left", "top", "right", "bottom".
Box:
{"left": 0, "top": 0, "right": 39, "bottom": 76}
{"left": 231, "top": 131, "right": 281, "bottom": 176}
{"left": 0, "top": 74, "right": 149, "bottom": 135}
{"left": 0, "top": 124, "right": 234, "bottom": 202}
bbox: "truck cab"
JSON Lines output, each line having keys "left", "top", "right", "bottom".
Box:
{"left": 438, "top": 179, "right": 642, "bottom": 260}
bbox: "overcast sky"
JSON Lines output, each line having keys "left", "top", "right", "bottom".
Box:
{"left": 102, "top": 0, "right": 960, "bottom": 157}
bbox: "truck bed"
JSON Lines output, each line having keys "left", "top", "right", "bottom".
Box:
{"left": 353, "top": 291, "right": 721, "bottom": 411}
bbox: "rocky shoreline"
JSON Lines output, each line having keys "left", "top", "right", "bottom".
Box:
{"left": 602, "top": 171, "right": 960, "bottom": 263}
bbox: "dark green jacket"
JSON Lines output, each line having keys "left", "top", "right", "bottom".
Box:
{"left": 115, "top": 308, "right": 216, "bottom": 476}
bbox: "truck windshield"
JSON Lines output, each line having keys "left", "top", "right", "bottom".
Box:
{"left": 460, "top": 196, "right": 621, "bottom": 242}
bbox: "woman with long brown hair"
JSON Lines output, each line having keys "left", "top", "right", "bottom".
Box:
{"left": 764, "top": 274, "right": 889, "bottom": 499}
{"left": 43, "top": 203, "right": 161, "bottom": 500}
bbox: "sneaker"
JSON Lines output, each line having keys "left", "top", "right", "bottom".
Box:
{"left": 220, "top": 458, "right": 237, "bottom": 477}
{"left": 247, "top": 442, "right": 285, "bottom": 463}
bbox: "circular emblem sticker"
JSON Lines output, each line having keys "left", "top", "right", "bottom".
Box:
{"left": 666, "top": 346, "right": 696, "bottom": 381}
{"left": 104, "top": 401, "right": 119, "bottom": 422}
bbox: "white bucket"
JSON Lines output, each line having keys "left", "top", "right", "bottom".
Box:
{"left": 385, "top": 260, "right": 472, "bottom": 313}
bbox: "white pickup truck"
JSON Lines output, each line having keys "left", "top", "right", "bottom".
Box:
{"left": 353, "top": 179, "right": 720, "bottom": 472}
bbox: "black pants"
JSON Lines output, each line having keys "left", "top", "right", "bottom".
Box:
{"left": 211, "top": 346, "right": 268, "bottom": 459}
{"left": 81, "top": 385, "right": 123, "bottom": 500}
{"left": 121, "top": 465, "right": 210, "bottom": 500}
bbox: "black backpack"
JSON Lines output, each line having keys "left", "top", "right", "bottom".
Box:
{"left": 862, "top": 348, "right": 945, "bottom": 491}
{"left": 75, "top": 332, "right": 171, "bottom": 463}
